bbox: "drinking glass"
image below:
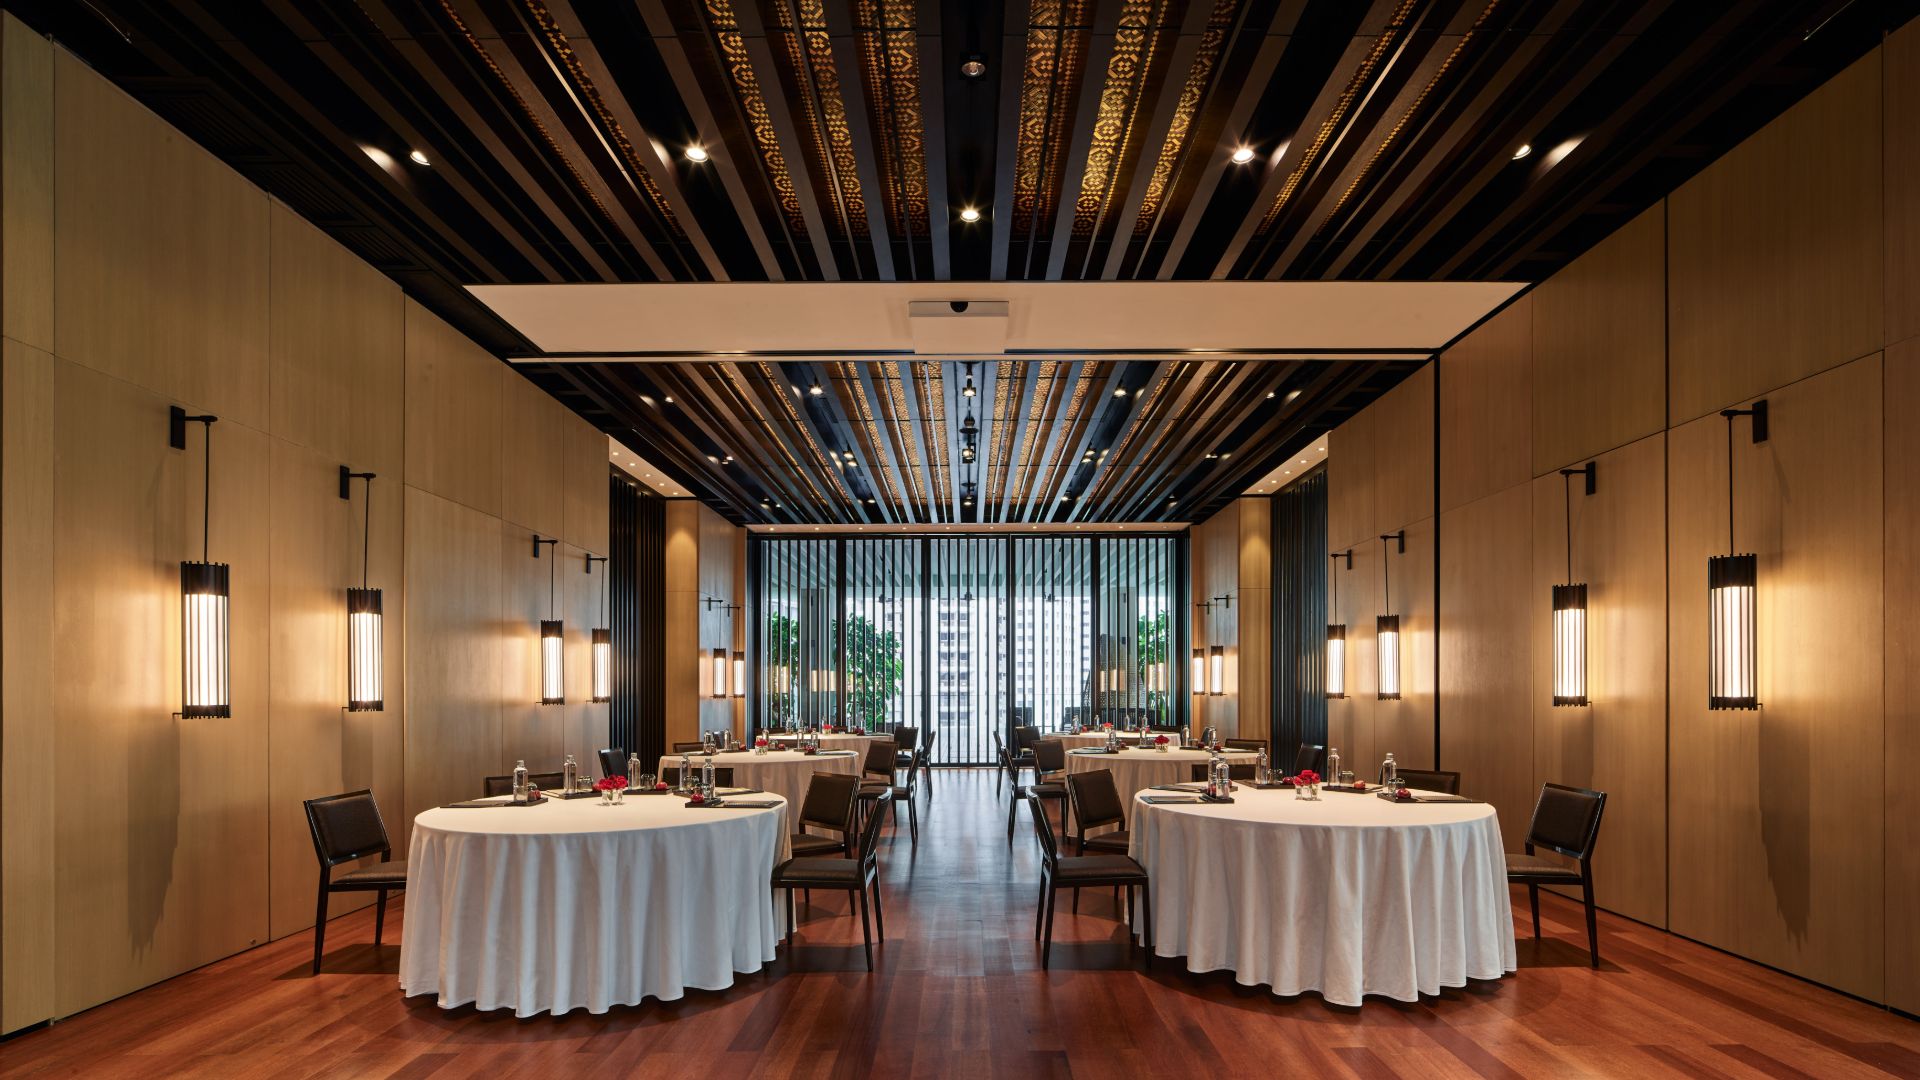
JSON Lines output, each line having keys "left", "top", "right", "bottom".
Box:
{"left": 635, "top": 773, "right": 656, "bottom": 791}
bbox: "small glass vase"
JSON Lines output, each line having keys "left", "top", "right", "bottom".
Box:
{"left": 600, "top": 787, "right": 623, "bottom": 806}
{"left": 1155, "top": 743, "right": 1168, "bottom": 753}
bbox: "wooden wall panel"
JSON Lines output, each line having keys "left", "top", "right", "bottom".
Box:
{"left": 500, "top": 368, "right": 564, "bottom": 538}
{"left": 1882, "top": 337, "right": 1920, "bottom": 1015}
{"left": 1235, "top": 497, "right": 1272, "bottom": 738}
{"left": 404, "top": 299, "right": 502, "bottom": 517}
{"left": 1438, "top": 484, "right": 1533, "bottom": 848}
{"left": 51, "top": 52, "right": 268, "bottom": 430}
{"left": 51, "top": 363, "right": 271, "bottom": 1018}
{"left": 1890, "top": 21, "right": 1920, "bottom": 349}
{"left": 1440, "top": 297, "right": 1532, "bottom": 513}
{"left": 267, "top": 205, "right": 402, "bottom": 462}
{"left": 1529, "top": 433, "right": 1668, "bottom": 927}
{"left": 663, "top": 501, "right": 701, "bottom": 749}
{"left": 403, "top": 488, "right": 504, "bottom": 820}
{"left": 563, "top": 424, "right": 611, "bottom": 555}
{"left": 1371, "top": 364, "right": 1434, "bottom": 529}
{"left": 1668, "top": 355, "right": 1884, "bottom": 1001}
{"left": 2, "top": 14, "right": 52, "bottom": 351}
{"left": 1532, "top": 203, "right": 1666, "bottom": 474}
{"left": 1, "top": 339, "right": 55, "bottom": 1032}
{"left": 1326, "top": 407, "right": 1375, "bottom": 550}
{"left": 1376, "top": 515, "right": 1435, "bottom": 771}
{"left": 1668, "top": 51, "right": 1883, "bottom": 423}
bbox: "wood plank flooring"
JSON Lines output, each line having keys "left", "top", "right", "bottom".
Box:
{"left": 2, "top": 769, "right": 1916, "bottom": 1078}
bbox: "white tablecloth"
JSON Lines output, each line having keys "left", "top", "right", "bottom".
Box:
{"left": 1129, "top": 787, "right": 1514, "bottom": 1005}
{"left": 1062, "top": 747, "right": 1257, "bottom": 829}
{"left": 766, "top": 732, "right": 883, "bottom": 753}
{"left": 1051, "top": 731, "right": 1184, "bottom": 750}
{"left": 657, "top": 749, "right": 861, "bottom": 832}
{"left": 400, "top": 792, "right": 790, "bottom": 1016}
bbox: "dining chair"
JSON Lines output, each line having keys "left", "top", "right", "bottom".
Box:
{"left": 1292, "top": 743, "right": 1326, "bottom": 774}
{"left": 1008, "top": 739, "right": 1068, "bottom": 843}
{"left": 597, "top": 748, "right": 626, "bottom": 778}
{"left": 1063, "top": 768, "right": 1132, "bottom": 914}
{"left": 791, "top": 771, "right": 862, "bottom": 858}
{"left": 856, "top": 738, "right": 900, "bottom": 838}
{"left": 1223, "top": 738, "right": 1268, "bottom": 753}
{"left": 772, "top": 787, "right": 891, "bottom": 970}
{"left": 482, "top": 772, "right": 564, "bottom": 797}
{"left": 917, "top": 728, "right": 937, "bottom": 796}
{"left": 302, "top": 790, "right": 406, "bottom": 976}
{"left": 1187, "top": 762, "right": 1257, "bottom": 782}
{"left": 892, "top": 725, "right": 920, "bottom": 771}
{"left": 1027, "top": 790, "right": 1149, "bottom": 969}
{"left": 1506, "top": 782, "right": 1608, "bottom": 967}
{"left": 660, "top": 765, "right": 734, "bottom": 787}
{"left": 671, "top": 741, "right": 710, "bottom": 753}
{"left": 1396, "top": 768, "right": 1462, "bottom": 794}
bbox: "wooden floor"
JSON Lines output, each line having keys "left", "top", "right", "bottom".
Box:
{"left": 4, "top": 770, "right": 1917, "bottom": 1079}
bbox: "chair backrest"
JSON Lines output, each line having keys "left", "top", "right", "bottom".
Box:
{"left": 482, "top": 772, "right": 564, "bottom": 797}
{"left": 1224, "top": 738, "right": 1268, "bottom": 753}
{"left": 1032, "top": 738, "right": 1065, "bottom": 775}
{"left": 1188, "top": 762, "right": 1256, "bottom": 782}
{"left": 598, "top": 748, "right": 626, "bottom": 778}
{"left": 304, "top": 790, "right": 391, "bottom": 869}
{"left": 1013, "top": 724, "right": 1041, "bottom": 751}
{"left": 1026, "top": 789, "right": 1060, "bottom": 870}
{"left": 892, "top": 725, "right": 919, "bottom": 753}
{"left": 863, "top": 738, "right": 898, "bottom": 778}
{"left": 1065, "top": 769, "right": 1124, "bottom": 833}
{"left": 1397, "top": 768, "right": 1462, "bottom": 795}
{"left": 798, "top": 771, "right": 861, "bottom": 833}
{"left": 858, "top": 788, "right": 891, "bottom": 874}
{"left": 662, "top": 765, "right": 734, "bottom": 786}
{"left": 672, "top": 741, "right": 708, "bottom": 752}
{"left": 1293, "top": 743, "right": 1326, "bottom": 774}
{"left": 1527, "top": 783, "right": 1607, "bottom": 861}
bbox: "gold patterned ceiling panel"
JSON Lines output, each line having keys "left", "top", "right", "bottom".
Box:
{"left": 1011, "top": 0, "right": 1096, "bottom": 241}
{"left": 1134, "top": 0, "right": 1241, "bottom": 236}
{"left": 852, "top": 0, "right": 930, "bottom": 239}
{"left": 770, "top": 0, "right": 870, "bottom": 242}
{"left": 1072, "top": 0, "right": 1181, "bottom": 239}
{"left": 703, "top": 0, "right": 811, "bottom": 239}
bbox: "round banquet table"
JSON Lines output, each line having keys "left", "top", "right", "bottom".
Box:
{"left": 766, "top": 732, "right": 881, "bottom": 753}
{"left": 658, "top": 748, "right": 861, "bottom": 830}
{"left": 400, "top": 792, "right": 790, "bottom": 1017}
{"left": 1129, "top": 787, "right": 1514, "bottom": 1006}
{"left": 1062, "top": 746, "right": 1257, "bottom": 831}
{"left": 1052, "top": 730, "right": 1186, "bottom": 750}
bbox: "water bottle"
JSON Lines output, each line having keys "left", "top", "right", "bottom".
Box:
{"left": 700, "top": 756, "right": 716, "bottom": 799}
{"left": 627, "top": 753, "right": 642, "bottom": 789}
{"left": 512, "top": 759, "right": 528, "bottom": 802}
{"left": 1380, "top": 752, "right": 1397, "bottom": 789}
{"left": 1328, "top": 747, "right": 1342, "bottom": 787}
{"left": 1106, "top": 727, "right": 1120, "bottom": 753}
{"left": 1209, "top": 751, "right": 1231, "bottom": 797}
{"left": 1202, "top": 725, "right": 1219, "bottom": 750}
{"left": 702, "top": 730, "right": 714, "bottom": 753}
{"left": 562, "top": 754, "right": 578, "bottom": 793}
{"left": 679, "top": 753, "right": 693, "bottom": 792}
{"left": 1255, "top": 746, "right": 1271, "bottom": 785}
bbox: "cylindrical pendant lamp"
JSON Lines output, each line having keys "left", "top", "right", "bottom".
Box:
{"left": 1552, "top": 464, "right": 1594, "bottom": 707}
{"left": 534, "top": 536, "right": 563, "bottom": 705}
{"left": 347, "top": 587, "right": 383, "bottom": 711}
{"left": 1327, "top": 551, "right": 1350, "bottom": 699}
{"left": 1208, "top": 644, "right": 1225, "bottom": 696}
{"left": 732, "top": 650, "right": 746, "bottom": 699}
{"left": 174, "top": 408, "right": 229, "bottom": 718}
{"left": 1377, "top": 531, "right": 1404, "bottom": 702}
{"left": 591, "top": 628, "right": 612, "bottom": 703}
{"left": 1190, "top": 648, "right": 1204, "bottom": 694}
{"left": 711, "top": 647, "right": 729, "bottom": 698}
{"left": 1711, "top": 403, "right": 1766, "bottom": 710}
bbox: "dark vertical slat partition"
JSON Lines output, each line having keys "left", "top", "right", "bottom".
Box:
{"left": 610, "top": 473, "right": 666, "bottom": 766}
{"left": 1271, "top": 469, "right": 1329, "bottom": 759}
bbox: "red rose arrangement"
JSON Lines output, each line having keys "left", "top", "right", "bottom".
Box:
{"left": 593, "top": 775, "right": 627, "bottom": 792}
{"left": 1293, "top": 769, "right": 1321, "bottom": 786}
{"left": 1153, "top": 735, "right": 1169, "bottom": 745}
{"left": 755, "top": 735, "right": 768, "bottom": 747}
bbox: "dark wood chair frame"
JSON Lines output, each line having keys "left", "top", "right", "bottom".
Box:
{"left": 302, "top": 789, "right": 404, "bottom": 976}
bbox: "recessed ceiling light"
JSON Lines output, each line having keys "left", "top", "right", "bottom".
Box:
{"left": 959, "top": 207, "right": 982, "bottom": 223}
{"left": 685, "top": 145, "right": 710, "bottom": 163}
{"left": 1512, "top": 143, "right": 1532, "bottom": 160}
{"left": 962, "top": 379, "right": 977, "bottom": 397}
{"left": 663, "top": 396, "right": 674, "bottom": 404}
{"left": 960, "top": 55, "right": 987, "bottom": 78}
{"left": 408, "top": 149, "right": 431, "bottom": 166}
{"left": 1114, "top": 386, "right": 1128, "bottom": 398}
{"left": 1266, "top": 391, "right": 1276, "bottom": 399}
{"left": 808, "top": 383, "right": 824, "bottom": 396}
{"left": 1230, "top": 146, "right": 1255, "bottom": 164}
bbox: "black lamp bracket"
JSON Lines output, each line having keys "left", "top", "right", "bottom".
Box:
{"left": 1720, "top": 400, "right": 1769, "bottom": 443}
{"left": 532, "top": 535, "right": 558, "bottom": 558}
{"left": 338, "top": 466, "right": 376, "bottom": 500}
{"left": 1380, "top": 530, "right": 1405, "bottom": 554}
{"left": 584, "top": 553, "right": 608, "bottom": 574}
{"left": 1559, "top": 461, "right": 1596, "bottom": 495}
{"left": 701, "top": 594, "right": 741, "bottom": 615}
{"left": 168, "top": 405, "right": 217, "bottom": 449}
{"left": 1331, "top": 550, "right": 1351, "bottom": 570}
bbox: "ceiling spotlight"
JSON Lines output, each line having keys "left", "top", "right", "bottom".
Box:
{"left": 1512, "top": 143, "right": 1533, "bottom": 161}
{"left": 685, "top": 144, "right": 710, "bottom": 163}
{"left": 959, "top": 206, "right": 982, "bottom": 223}
{"left": 663, "top": 396, "right": 674, "bottom": 404}
{"left": 408, "top": 149, "right": 431, "bottom": 167}
{"left": 960, "top": 54, "right": 987, "bottom": 78}
{"left": 1230, "top": 146, "right": 1255, "bottom": 164}
{"left": 1266, "top": 391, "right": 1276, "bottom": 399}
{"left": 1113, "top": 386, "right": 1128, "bottom": 398}
{"left": 1205, "top": 452, "right": 1219, "bottom": 460}
{"left": 962, "top": 379, "right": 977, "bottom": 398}
{"left": 1285, "top": 389, "right": 1301, "bottom": 403}
{"left": 808, "top": 383, "right": 824, "bottom": 396}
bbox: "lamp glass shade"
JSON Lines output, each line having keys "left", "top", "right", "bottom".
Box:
{"left": 182, "top": 561, "right": 231, "bottom": 718}
{"left": 1326, "top": 623, "right": 1346, "bottom": 699}
{"left": 1190, "top": 649, "right": 1204, "bottom": 693}
{"left": 1552, "top": 584, "right": 1588, "bottom": 706}
{"left": 1208, "top": 644, "right": 1225, "bottom": 696}
{"left": 1709, "top": 554, "right": 1758, "bottom": 709}
{"left": 711, "top": 647, "right": 729, "bottom": 698}
{"left": 591, "top": 627, "right": 611, "bottom": 703}
{"left": 540, "top": 620, "right": 565, "bottom": 704}
{"left": 1376, "top": 614, "right": 1401, "bottom": 701}
{"left": 732, "top": 650, "right": 746, "bottom": 698}
{"left": 347, "top": 587, "right": 383, "bottom": 711}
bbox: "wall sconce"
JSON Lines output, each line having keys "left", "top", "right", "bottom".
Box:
{"left": 711, "top": 647, "right": 729, "bottom": 698}
{"left": 1712, "top": 401, "right": 1767, "bottom": 710}
{"left": 586, "top": 554, "right": 610, "bottom": 703}
{"left": 172, "top": 407, "right": 229, "bottom": 718}
{"left": 1553, "top": 462, "right": 1595, "bottom": 706}
{"left": 340, "top": 467, "right": 381, "bottom": 712}
{"left": 732, "top": 650, "right": 746, "bottom": 698}
{"left": 1377, "top": 530, "right": 1404, "bottom": 701}
{"left": 1190, "top": 648, "right": 1204, "bottom": 694}
{"left": 533, "top": 535, "right": 563, "bottom": 705}
{"left": 1327, "top": 550, "right": 1350, "bottom": 699}
{"left": 1208, "top": 644, "right": 1225, "bottom": 696}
